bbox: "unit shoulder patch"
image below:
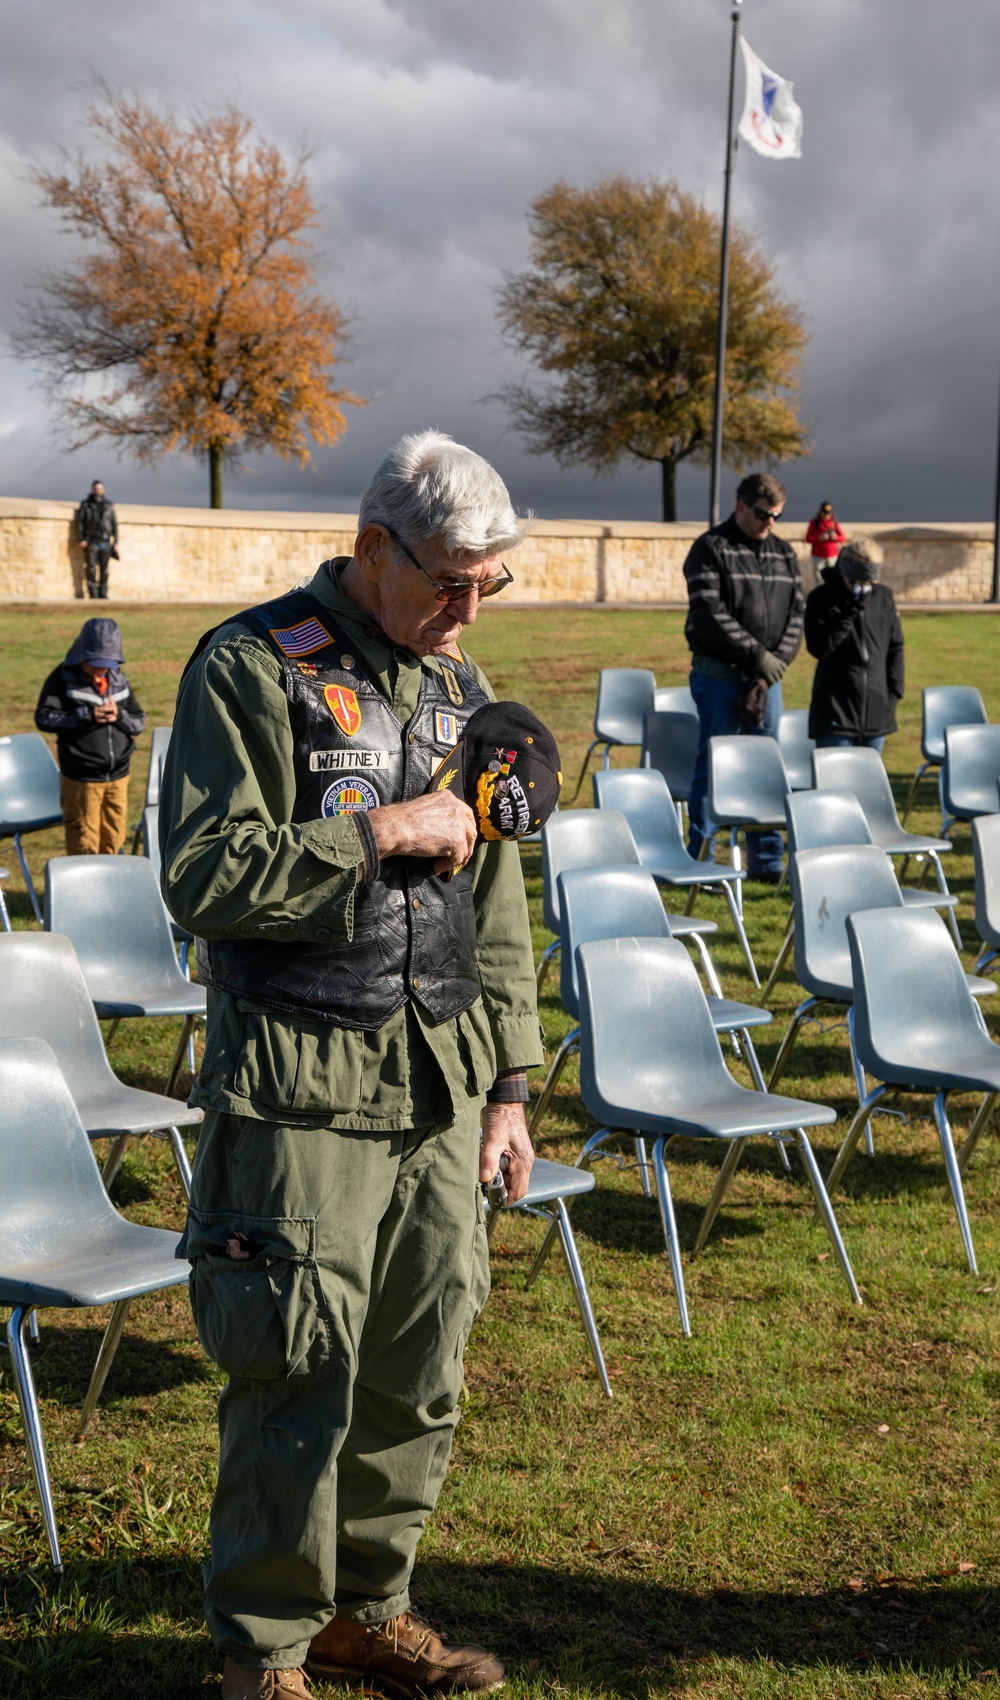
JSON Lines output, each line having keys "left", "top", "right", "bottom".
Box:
{"left": 440, "top": 665, "right": 465, "bottom": 707}
{"left": 323, "top": 684, "right": 362, "bottom": 736}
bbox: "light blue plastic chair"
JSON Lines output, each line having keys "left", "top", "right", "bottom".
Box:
{"left": 902, "top": 686, "right": 987, "bottom": 822}
{"left": 131, "top": 725, "right": 173, "bottom": 851}
{"left": 641, "top": 711, "right": 699, "bottom": 807}
{"left": 0, "top": 1038, "right": 187, "bottom": 1571}
{"left": 812, "top": 746, "right": 960, "bottom": 946}
{"left": 704, "top": 735, "right": 791, "bottom": 919}
{"left": 776, "top": 709, "right": 816, "bottom": 792}
{"left": 823, "top": 908, "right": 1000, "bottom": 1275}
{"left": 654, "top": 685, "right": 697, "bottom": 717}
{"left": 571, "top": 669, "right": 656, "bottom": 798}
{"left": 972, "top": 814, "right": 1000, "bottom": 974}
{"left": 44, "top": 855, "right": 206, "bottom": 1097}
{"left": 574, "top": 937, "right": 860, "bottom": 1333}
{"left": 593, "top": 768, "right": 757, "bottom": 984}
{"left": 940, "top": 725, "right": 1000, "bottom": 839}
{"left": 0, "top": 732, "right": 63, "bottom": 922}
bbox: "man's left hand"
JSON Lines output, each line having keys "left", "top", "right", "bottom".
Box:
{"left": 480, "top": 1102, "right": 533, "bottom": 1205}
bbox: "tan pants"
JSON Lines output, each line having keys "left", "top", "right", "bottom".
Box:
{"left": 60, "top": 775, "right": 130, "bottom": 856}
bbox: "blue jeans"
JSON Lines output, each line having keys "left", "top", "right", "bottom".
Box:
{"left": 815, "top": 733, "right": 886, "bottom": 753}
{"left": 687, "top": 671, "right": 785, "bottom": 876}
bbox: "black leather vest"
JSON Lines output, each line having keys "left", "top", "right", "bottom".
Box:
{"left": 197, "top": 585, "right": 491, "bottom": 1030}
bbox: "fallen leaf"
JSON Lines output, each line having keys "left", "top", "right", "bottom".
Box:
{"left": 977, "top": 1285, "right": 997, "bottom": 1294}
{"left": 816, "top": 1252, "right": 830, "bottom": 1262}
{"left": 958, "top": 1560, "right": 976, "bottom": 1574}
{"left": 527, "top": 1659, "right": 541, "bottom": 1671}
{"left": 877, "top": 1424, "right": 890, "bottom": 1434}
{"left": 846, "top": 1577, "right": 864, "bottom": 1591}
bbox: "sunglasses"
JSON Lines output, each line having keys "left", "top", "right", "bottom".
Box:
{"left": 383, "top": 527, "right": 514, "bottom": 603}
{"left": 750, "top": 504, "right": 783, "bottom": 523}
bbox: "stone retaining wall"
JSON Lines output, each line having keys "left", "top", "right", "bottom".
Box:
{"left": 0, "top": 498, "right": 994, "bottom": 604}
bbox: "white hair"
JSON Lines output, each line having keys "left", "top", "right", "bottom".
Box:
{"left": 358, "top": 430, "right": 530, "bottom": 559}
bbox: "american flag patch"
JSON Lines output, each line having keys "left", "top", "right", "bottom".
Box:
{"left": 269, "top": 617, "right": 334, "bottom": 658}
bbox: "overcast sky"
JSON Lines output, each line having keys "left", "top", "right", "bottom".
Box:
{"left": 1, "top": 0, "right": 998, "bottom": 523}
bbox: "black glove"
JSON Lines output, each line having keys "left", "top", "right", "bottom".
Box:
{"left": 757, "top": 651, "right": 787, "bottom": 686}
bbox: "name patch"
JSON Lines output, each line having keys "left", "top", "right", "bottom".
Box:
{"left": 310, "top": 749, "right": 388, "bottom": 773}
{"left": 322, "top": 777, "right": 380, "bottom": 816}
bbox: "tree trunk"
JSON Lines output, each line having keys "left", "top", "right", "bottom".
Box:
{"left": 209, "top": 444, "right": 223, "bottom": 508}
{"left": 660, "top": 458, "right": 677, "bottom": 522}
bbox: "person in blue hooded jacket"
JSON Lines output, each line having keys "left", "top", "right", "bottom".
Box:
{"left": 35, "top": 617, "right": 146, "bottom": 854}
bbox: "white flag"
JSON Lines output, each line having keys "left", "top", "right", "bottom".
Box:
{"left": 738, "top": 37, "right": 803, "bottom": 160}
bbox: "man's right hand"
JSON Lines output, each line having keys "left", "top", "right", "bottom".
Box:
{"left": 757, "top": 651, "right": 787, "bottom": 686}
{"left": 368, "top": 791, "right": 477, "bottom": 874}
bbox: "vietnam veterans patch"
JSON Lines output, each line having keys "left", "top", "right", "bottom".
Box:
{"left": 269, "top": 617, "right": 335, "bottom": 658}
{"left": 321, "top": 776, "right": 379, "bottom": 816}
{"left": 323, "top": 684, "right": 362, "bottom": 736}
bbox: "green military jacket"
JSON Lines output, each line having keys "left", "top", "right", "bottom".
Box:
{"left": 160, "top": 561, "right": 543, "bottom": 1132}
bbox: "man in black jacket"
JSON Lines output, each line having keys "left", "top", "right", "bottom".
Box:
{"left": 35, "top": 617, "right": 145, "bottom": 854}
{"left": 75, "top": 479, "right": 118, "bottom": 599}
{"left": 805, "top": 539, "right": 903, "bottom": 751}
{"left": 683, "top": 472, "right": 804, "bottom": 880}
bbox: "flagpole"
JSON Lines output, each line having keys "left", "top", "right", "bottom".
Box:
{"left": 708, "top": 0, "right": 743, "bottom": 526}
{"left": 992, "top": 357, "right": 1000, "bottom": 601}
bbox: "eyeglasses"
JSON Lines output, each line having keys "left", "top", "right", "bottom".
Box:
{"left": 383, "top": 527, "right": 514, "bottom": 603}
{"left": 750, "top": 504, "right": 783, "bottom": 523}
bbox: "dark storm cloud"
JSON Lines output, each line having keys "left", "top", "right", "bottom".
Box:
{"left": 1, "top": 0, "right": 997, "bottom": 520}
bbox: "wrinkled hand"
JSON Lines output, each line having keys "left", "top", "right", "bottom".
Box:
{"left": 368, "top": 790, "right": 477, "bottom": 874}
{"left": 480, "top": 1102, "right": 534, "bottom": 1205}
{"left": 757, "top": 651, "right": 787, "bottom": 686}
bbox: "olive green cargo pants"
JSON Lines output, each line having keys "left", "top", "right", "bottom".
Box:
{"left": 181, "top": 1105, "right": 489, "bottom": 1671}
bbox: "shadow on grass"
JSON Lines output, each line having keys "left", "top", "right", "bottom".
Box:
{"left": 24, "top": 1324, "right": 213, "bottom": 1405}
{"left": 0, "top": 1556, "right": 996, "bottom": 1697}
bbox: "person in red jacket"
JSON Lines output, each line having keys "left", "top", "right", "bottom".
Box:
{"left": 805, "top": 503, "right": 846, "bottom": 579}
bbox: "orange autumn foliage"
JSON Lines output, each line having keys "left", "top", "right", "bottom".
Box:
{"left": 17, "top": 91, "right": 363, "bottom": 505}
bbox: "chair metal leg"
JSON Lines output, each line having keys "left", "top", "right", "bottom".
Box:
{"left": 974, "top": 945, "right": 1000, "bottom": 975}
{"left": 925, "top": 852, "right": 962, "bottom": 948}
{"left": 73, "top": 1297, "right": 133, "bottom": 1443}
{"left": 535, "top": 938, "right": 561, "bottom": 996}
{"left": 0, "top": 877, "right": 11, "bottom": 933}
{"left": 651, "top": 1137, "right": 691, "bottom": 1336}
{"left": 736, "top": 1032, "right": 790, "bottom": 1168}
{"left": 768, "top": 997, "right": 819, "bottom": 1090}
{"left": 7, "top": 1307, "right": 63, "bottom": 1572}
{"left": 634, "top": 1136, "right": 653, "bottom": 1198}
{"left": 933, "top": 1092, "right": 978, "bottom": 1274}
{"left": 527, "top": 1027, "right": 579, "bottom": 1141}
{"left": 13, "top": 833, "right": 43, "bottom": 924}
{"left": 101, "top": 1132, "right": 131, "bottom": 1191}
{"left": 729, "top": 830, "right": 744, "bottom": 917}
{"left": 822, "top": 1085, "right": 888, "bottom": 1202}
{"left": 845, "top": 1009, "right": 872, "bottom": 1153}
{"left": 570, "top": 740, "right": 601, "bottom": 802}
{"left": 165, "top": 1014, "right": 197, "bottom": 1097}
{"left": 901, "top": 762, "right": 932, "bottom": 826}
{"left": 525, "top": 1127, "right": 617, "bottom": 1288}
{"left": 761, "top": 917, "right": 795, "bottom": 1004}
{"left": 166, "top": 1126, "right": 193, "bottom": 1200}
{"left": 691, "top": 1138, "right": 749, "bottom": 1257}
{"left": 687, "top": 930, "right": 723, "bottom": 997}
{"left": 958, "top": 1092, "right": 999, "bottom": 1177}
{"left": 720, "top": 877, "right": 759, "bottom": 986}
{"left": 551, "top": 1199, "right": 613, "bottom": 1398}
{"left": 104, "top": 1016, "right": 121, "bottom": 1048}
{"left": 794, "top": 1130, "right": 863, "bottom": 1305}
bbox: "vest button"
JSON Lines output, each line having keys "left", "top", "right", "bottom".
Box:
{"left": 408, "top": 732, "right": 415, "bottom": 744}
{"left": 412, "top": 897, "right": 421, "bottom": 910}
{"left": 412, "top": 975, "right": 421, "bottom": 989}
{"left": 315, "top": 926, "right": 331, "bottom": 941}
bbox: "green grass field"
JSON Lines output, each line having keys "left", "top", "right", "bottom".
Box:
{"left": 1, "top": 601, "right": 999, "bottom": 1698}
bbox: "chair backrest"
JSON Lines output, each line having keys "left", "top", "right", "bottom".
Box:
{"left": 942, "top": 725, "right": 1000, "bottom": 820}
{"left": 0, "top": 732, "right": 62, "bottom": 833}
{"left": 654, "top": 685, "right": 697, "bottom": 718}
{"left": 142, "top": 804, "right": 162, "bottom": 879}
{"left": 785, "top": 788, "right": 874, "bottom": 857}
{"left": 0, "top": 1039, "right": 120, "bottom": 1264}
{"left": 790, "top": 843, "right": 903, "bottom": 1002}
{"left": 541, "top": 809, "right": 640, "bottom": 934}
{"left": 145, "top": 726, "right": 173, "bottom": 808}
{"left": 641, "top": 711, "right": 699, "bottom": 800}
{"left": 557, "top": 864, "right": 671, "bottom": 1019}
{"left": 44, "top": 855, "right": 185, "bottom": 1001}
{"left": 593, "top": 669, "right": 656, "bottom": 746}
{"left": 577, "top": 935, "right": 731, "bottom": 1126}
{"left": 811, "top": 746, "right": 902, "bottom": 839}
{"left": 0, "top": 932, "right": 118, "bottom": 1101}
{"left": 922, "top": 686, "right": 988, "bottom": 765}
{"left": 972, "top": 814, "right": 1000, "bottom": 951}
{"left": 592, "top": 767, "right": 687, "bottom": 866}
{"left": 848, "top": 906, "right": 982, "bottom": 1082}
{"left": 776, "top": 709, "right": 816, "bottom": 791}
{"left": 707, "top": 735, "right": 790, "bottom": 827}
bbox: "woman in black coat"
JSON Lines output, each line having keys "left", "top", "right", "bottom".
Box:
{"left": 805, "top": 539, "right": 904, "bottom": 751}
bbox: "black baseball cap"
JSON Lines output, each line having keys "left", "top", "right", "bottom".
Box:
{"left": 429, "top": 701, "right": 562, "bottom": 840}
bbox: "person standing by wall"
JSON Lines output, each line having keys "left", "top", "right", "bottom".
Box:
{"left": 805, "top": 502, "right": 846, "bottom": 581}
{"left": 805, "top": 539, "right": 903, "bottom": 752}
{"left": 35, "top": 617, "right": 145, "bottom": 853}
{"left": 75, "top": 479, "right": 118, "bottom": 599}
{"left": 683, "top": 471, "right": 804, "bottom": 884}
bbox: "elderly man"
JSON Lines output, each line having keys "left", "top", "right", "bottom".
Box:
{"left": 683, "top": 471, "right": 804, "bottom": 883}
{"left": 160, "top": 431, "right": 543, "bottom": 1700}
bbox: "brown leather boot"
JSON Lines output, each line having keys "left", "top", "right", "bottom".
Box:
{"left": 305, "top": 1611, "right": 505, "bottom": 1697}
{"left": 221, "top": 1657, "right": 312, "bottom": 1700}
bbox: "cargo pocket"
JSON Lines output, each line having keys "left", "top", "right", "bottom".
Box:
{"left": 234, "top": 1001, "right": 364, "bottom": 1117}
{"left": 183, "top": 1209, "right": 333, "bottom": 1381}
